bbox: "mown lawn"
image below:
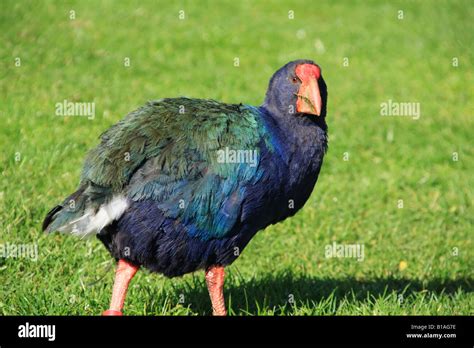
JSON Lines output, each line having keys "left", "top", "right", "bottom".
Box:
{"left": 0, "top": 0, "right": 472, "bottom": 315}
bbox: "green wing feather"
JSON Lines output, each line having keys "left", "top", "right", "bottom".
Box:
{"left": 80, "top": 98, "right": 269, "bottom": 239}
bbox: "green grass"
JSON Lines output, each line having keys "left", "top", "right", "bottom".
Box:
{"left": 0, "top": 0, "right": 472, "bottom": 315}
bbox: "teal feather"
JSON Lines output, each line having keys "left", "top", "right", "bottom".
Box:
{"left": 79, "top": 98, "right": 272, "bottom": 240}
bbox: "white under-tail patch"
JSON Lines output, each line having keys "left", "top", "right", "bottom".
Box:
{"left": 58, "top": 196, "right": 129, "bottom": 237}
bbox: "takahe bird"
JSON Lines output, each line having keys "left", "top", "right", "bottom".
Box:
{"left": 43, "top": 59, "right": 328, "bottom": 316}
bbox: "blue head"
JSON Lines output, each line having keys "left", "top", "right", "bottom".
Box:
{"left": 263, "top": 59, "right": 327, "bottom": 119}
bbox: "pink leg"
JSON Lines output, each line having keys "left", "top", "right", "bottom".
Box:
{"left": 102, "top": 259, "right": 139, "bottom": 316}
{"left": 205, "top": 265, "right": 227, "bottom": 316}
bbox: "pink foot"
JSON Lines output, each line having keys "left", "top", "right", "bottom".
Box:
{"left": 102, "top": 309, "right": 123, "bottom": 316}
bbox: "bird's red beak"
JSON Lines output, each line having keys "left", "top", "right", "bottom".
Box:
{"left": 295, "top": 64, "right": 322, "bottom": 116}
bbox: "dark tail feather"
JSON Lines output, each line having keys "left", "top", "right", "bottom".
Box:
{"left": 42, "top": 205, "right": 63, "bottom": 232}
{"left": 41, "top": 184, "right": 88, "bottom": 233}
{"left": 41, "top": 182, "right": 112, "bottom": 235}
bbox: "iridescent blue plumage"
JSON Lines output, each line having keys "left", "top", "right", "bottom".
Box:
{"left": 43, "top": 59, "right": 328, "bottom": 278}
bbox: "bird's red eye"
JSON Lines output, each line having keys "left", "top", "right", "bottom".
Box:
{"left": 292, "top": 77, "right": 298, "bottom": 83}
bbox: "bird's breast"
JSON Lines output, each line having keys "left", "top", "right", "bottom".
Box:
{"left": 240, "top": 120, "right": 327, "bottom": 230}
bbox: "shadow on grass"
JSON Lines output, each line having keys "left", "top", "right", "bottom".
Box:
{"left": 175, "top": 272, "right": 473, "bottom": 315}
